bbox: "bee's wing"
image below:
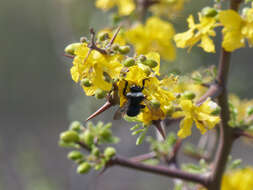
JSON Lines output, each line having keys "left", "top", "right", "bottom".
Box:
{"left": 113, "top": 101, "right": 129, "bottom": 120}
{"left": 143, "top": 98, "right": 165, "bottom": 118}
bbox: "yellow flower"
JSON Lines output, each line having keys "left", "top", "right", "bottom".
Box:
{"left": 219, "top": 5, "right": 253, "bottom": 52}
{"left": 150, "top": 0, "right": 187, "bottom": 19}
{"left": 95, "top": 0, "right": 135, "bottom": 16}
{"left": 172, "top": 98, "right": 220, "bottom": 138}
{"left": 221, "top": 167, "right": 253, "bottom": 190}
{"left": 174, "top": 14, "right": 218, "bottom": 53}
{"left": 70, "top": 43, "right": 123, "bottom": 96}
{"left": 126, "top": 17, "right": 176, "bottom": 61}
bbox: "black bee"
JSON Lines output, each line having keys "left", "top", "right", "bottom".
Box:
{"left": 114, "top": 79, "right": 148, "bottom": 119}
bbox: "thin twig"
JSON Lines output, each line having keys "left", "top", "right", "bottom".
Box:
{"left": 234, "top": 129, "right": 253, "bottom": 139}
{"left": 130, "top": 152, "right": 156, "bottom": 162}
{"left": 108, "top": 25, "right": 122, "bottom": 47}
{"left": 88, "top": 28, "right": 108, "bottom": 55}
{"left": 109, "top": 155, "right": 209, "bottom": 186}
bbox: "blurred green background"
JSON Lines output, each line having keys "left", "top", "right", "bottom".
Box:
{"left": 1, "top": 0, "right": 253, "bottom": 189}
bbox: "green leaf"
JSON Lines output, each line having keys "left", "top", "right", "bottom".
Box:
{"left": 136, "top": 128, "right": 147, "bottom": 145}
{"left": 130, "top": 124, "right": 141, "bottom": 131}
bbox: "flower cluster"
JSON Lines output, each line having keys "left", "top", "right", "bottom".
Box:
{"left": 175, "top": 3, "right": 253, "bottom": 52}
{"left": 65, "top": 27, "right": 220, "bottom": 138}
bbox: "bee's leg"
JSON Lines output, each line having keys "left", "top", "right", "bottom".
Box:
{"left": 141, "top": 78, "right": 149, "bottom": 91}
{"left": 140, "top": 105, "right": 145, "bottom": 109}
{"left": 123, "top": 81, "right": 128, "bottom": 97}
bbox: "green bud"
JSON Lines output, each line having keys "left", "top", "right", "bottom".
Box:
{"left": 201, "top": 7, "right": 218, "bottom": 17}
{"left": 98, "top": 32, "right": 110, "bottom": 41}
{"left": 64, "top": 43, "right": 81, "bottom": 55}
{"left": 142, "top": 59, "right": 158, "bottom": 68}
{"left": 242, "top": 8, "right": 250, "bottom": 17}
{"left": 151, "top": 99, "right": 160, "bottom": 108}
{"left": 143, "top": 66, "right": 152, "bottom": 75}
{"left": 119, "top": 46, "right": 130, "bottom": 54}
{"left": 60, "top": 131, "right": 79, "bottom": 143}
{"left": 91, "top": 147, "right": 100, "bottom": 157}
{"left": 95, "top": 89, "right": 107, "bottom": 99}
{"left": 104, "top": 147, "right": 116, "bottom": 159}
{"left": 80, "top": 78, "right": 92, "bottom": 87}
{"left": 81, "top": 130, "right": 94, "bottom": 146}
{"left": 77, "top": 162, "right": 91, "bottom": 174}
{"left": 111, "top": 44, "right": 120, "bottom": 51}
{"left": 164, "top": 105, "right": 174, "bottom": 116}
{"left": 138, "top": 55, "right": 147, "bottom": 62}
{"left": 123, "top": 57, "right": 135, "bottom": 67}
{"left": 68, "top": 151, "right": 83, "bottom": 161}
{"left": 211, "top": 107, "right": 221, "bottom": 115}
{"left": 100, "top": 129, "right": 112, "bottom": 140}
{"left": 247, "top": 106, "right": 253, "bottom": 116}
{"left": 182, "top": 91, "right": 196, "bottom": 100}
{"left": 80, "top": 37, "right": 88, "bottom": 43}
{"left": 69, "top": 121, "right": 82, "bottom": 132}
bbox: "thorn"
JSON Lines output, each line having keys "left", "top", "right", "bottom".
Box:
{"left": 63, "top": 53, "right": 75, "bottom": 59}
{"left": 86, "top": 101, "right": 113, "bottom": 121}
{"left": 153, "top": 120, "right": 166, "bottom": 140}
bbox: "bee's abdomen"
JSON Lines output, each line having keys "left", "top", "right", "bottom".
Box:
{"left": 127, "top": 105, "right": 141, "bottom": 117}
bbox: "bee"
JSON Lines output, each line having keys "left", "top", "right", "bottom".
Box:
{"left": 114, "top": 79, "right": 163, "bottom": 120}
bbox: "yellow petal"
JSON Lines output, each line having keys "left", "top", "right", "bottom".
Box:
{"left": 199, "top": 35, "right": 215, "bottom": 53}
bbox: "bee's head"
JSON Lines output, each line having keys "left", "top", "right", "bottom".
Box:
{"left": 130, "top": 85, "right": 142, "bottom": 92}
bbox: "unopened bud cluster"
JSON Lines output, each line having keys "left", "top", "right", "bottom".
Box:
{"left": 59, "top": 121, "right": 118, "bottom": 174}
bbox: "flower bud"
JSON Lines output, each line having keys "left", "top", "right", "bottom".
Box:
{"left": 69, "top": 121, "right": 82, "bottom": 132}
{"left": 100, "top": 129, "right": 112, "bottom": 140}
{"left": 208, "top": 101, "right": 220, "bottom": 115}
{"left": 111, "top": 44, "right": 120, "bottom": 51}
{"left": 201, "top": 7, "right": 218, "bottom": 17}
{"left": 123, "top": 57, "right": 135, "bottom": 67}
{"left": 98, "top": 32, "right": 110, "bottom": 41}
{"left": 64, "top": 43, "right": 81, "bottom": 55}
{"left": 60, "top": 131, "right": 79, "bottom": 143}
{"left": 80, "top": 37, "right": 88, "bottom": 43}
{"left": 95, "top": 89, "right": 107, "bottom": 99}
{"left": 247, "top": 107, "right": 253, "bottom": 116}
{"left": 91, "top": 147, "right": 100, "bottom": 157}
{"left": 104, "top": 147, "right": 116, "bottom": 159}
{"left": 81, "top": 130, "right": 94, "bottom": 146}
{"left": 182, "top": 91, "right": 196, "bottom": 100}
{"left": 151, "top": 99, "right": 160, "bottom": 109}
{"left": 142, "top": 59, "right": 158, "bottom": 68}
{"left": 77, "top": 162, "right": 91, "bottom": 174}
{"left": 138, "top": 55, "right": 147, "bottom": 62}
{"left": 119, "top": 46, "right": 130, "bottom": 54}
{"left": 81, "top": 78, "right": 92, "bottom": 87}
{"left": 164, "top": 105, "right": 174, "bottom": 116}
{"left": 68, "top": 151, "right": 83, "bottom": 161}
{"left": 242, "top": 8, "right": 250, "bottom": 18}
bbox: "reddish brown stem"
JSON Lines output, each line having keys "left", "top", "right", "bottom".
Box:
{"left": 130, "top": 152, "right": 156, "bottom": 162}
{"left": 110, "top": 155, "right": 209, "bottom": 186}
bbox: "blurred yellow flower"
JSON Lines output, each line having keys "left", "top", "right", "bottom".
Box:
{"left": 150, "top": 0, "right": 187, "bottom": 19}
{"left": 229, "top": 94, "right": 253, "bottom": 124}
{"left": 174, "top": 14, "right": 218, "bottom": 53}
{"left": 95, "top": 0, "right": 135, "bottom": 16}
{"left": 126, "top": 17, "right": 176, "bottom": 61}
{"left": 172, "top": 98, "right": 220, "bottom": 138}
{"left": 222, "top": 167, "right": 253, "bottom": 190}
{"left": 219, "top": 4, "right": 253, "bottom": 52}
